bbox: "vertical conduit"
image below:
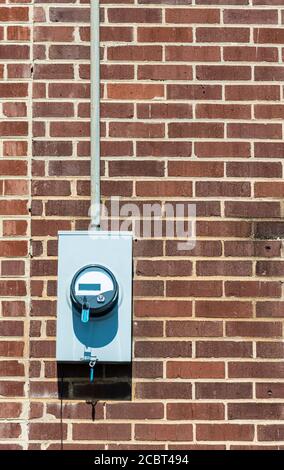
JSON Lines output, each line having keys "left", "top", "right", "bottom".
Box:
{"left": 90, "top": 0, "right": 101, "bottom": 230}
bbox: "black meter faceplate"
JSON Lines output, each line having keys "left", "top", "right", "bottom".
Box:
{"left": 70, "top": 264, "right": 119, "bottom": 318}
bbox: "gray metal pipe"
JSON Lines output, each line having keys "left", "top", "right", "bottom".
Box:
{"left": 90, "top": 0, "right": 101, "bottom": 230}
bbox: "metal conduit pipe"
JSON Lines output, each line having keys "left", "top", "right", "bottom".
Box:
{"left": 90, "top": 0, "right": 101, "bottom": 230}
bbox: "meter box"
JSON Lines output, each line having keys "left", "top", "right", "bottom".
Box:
{"left": 56, "top": 231, "right": 132, "bottom": 363}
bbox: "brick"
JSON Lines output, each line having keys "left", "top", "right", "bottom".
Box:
{"left": 226, "top": 321, "right": 282, "bottom": 338}
{"left": 108, "top": 46, "right": 162, "bottom": 61}
{"left": 50, "top": 7, "right": 90, "bottom": 23}
{"left": 196, "top": 424, "right": 254, "bottom": 442}
{"left": 168, "top": 122, "right": 224, "bottom": 138}
{"left": 255, "top": 104, "right": 284, "bottom": 119}
{"left": 0, "top": 45, "right": 29, "bottom": 60}
{"left": 228, "top": 123, "right": 281, "bottom": 139}
{"left": 254, "top": 28, "right": 284, "bottom": 43}
{"left": 0, "top": 7, "right": 29, "bottom": 22}
{"left": 196, "top": 104, "right": 251, "bottom": 119}
{"left": 73, "top": 424, "right": 131, "bottom": 441}
{"left": 1, "top": 301, "right": 26, "bottom": 318}
{"left": 0, "top": 281, "right": 26, "bottom": 297}
{"left": 225, "top": 201, "right": 280, "bottom": 218}
{"left": 3, "top": 102, "right": 27, "bottom": 118}
{"left": 137, "top": 260, "right": 192, "bottom": 276}
{"left": 168, "top": 161, "right": 224, "bottom": 177}
{"left": 135, "top": 341, "right": 192, "bottom": 358}
{"left": 166, "top": 321, "right": 223, "bottom": 338}
{"left": 197, "top": 220, "right": 252, "bottom": 238}
{"left": 255, "top": 142, "right": 284, "bottom": 158}
{"left": 31, "top": 259, "right": 57, "bottom": 276}
{"left": 197, "top": 340, "right": 253, "bottom": 358}
{"left": 133, "top": 362, "right": 163, "bottom": 379}
{"left": 256, "top": 383, "right": 284, "bottom": 399}
{"left": 136, "top": 179, "right": 192, "bottom": 197}
{"left": 197, "top": 260, "right": 252, "bottom": 277}
{"left": 0, "top": 360, "right": 24, "bottom": 377}
{"left": 258, "top": 426, "right": 284, "bottom": 441}
{"left": 0, "top": 241, "right": 27, "bottom": 257}
{"left": 255, "top": 182, "right": 284, "bottom": 198}
{"left": 196, "top": 27, "right": 249, "bottom": 42}
{"left": 33, "top": 102, "right": 74, "bottom": 118}
{"left": 3, "top": 141, "right": 27, "bottom": 157}
{"left": 136, "top": 140, "right": 192, "bottom": 157}
{"left": 167, "top": 281, "right": 222, "bottom": 298}
{"left": 101, "top": 141, "right": 133, "bottom": 157}
{"left": 135, "top": 299, "right": 192, "bottom": 318}
{"left": 107, "top": 403, "right": 164, "bottom": 420}
{"left": 167, "top": 361, "right": 225, "bottom": 379}
{"left": 256, "top": 261, "right": 284, "bottom": 277}
{"left": 166, "top": 46, "right": 220, "bottom": 62}
{"left": 7, "top": 64, "right": 31, "bottom": 79}
{"left": 0, "top": 424, "right": 21, "bottom": 439}
{"left": 255, "top": 66, "right": 284, "bottom": 81}
{"left": 224, "top": 9, "right": 277, "bottom": 24}
{"left": 257, "top": 342, "right": 284, "bottom": 358}
{"left": 109, "top": 122, "right": 164, "bottom": 139}
{"left": 167, "top": 403, "right": 224, "bottom": 421}
{"left": 108, "top": 8, "right": 161, "bottom": 23}
{"left": 0, "top": 340, "right": 24, "bottom": 357}
{"left": 229, "top": 362, "right": 284, "bottom": 378}
{"left": 166, "top": 240, "right": 222, "bottom": 257}
{"left": 137, "top": 103, "right": 192, "bottom": 119}
{"left": 109, "top": 160, "right": 164, "bottom": 177}
{"left": 34, "top": 26, "right": 74, "bottom": 42}
{"left": 0, "top": 403, "right": 22, "bottom": 419}
{"left": 31, "top": 220, "right": 71, "bottom": 237}
{"left": 133, "top": 321, "right": 163, "bottom": 338}
{"left": 138, "top": 65, "right": 192, "bottom": 80}
{"left": 196, "top": 300, "right": 252, "bottom": 318}
{"left": 34, "top": 64, "right": 74, "bottom": 80}
{"left": 134, "top": 279, "right": 162, "bottom": 296}
{"left": 48, "top": 83, "right": 90, "bottom": 98}
{"left": 225, "top": 85, "right": 280, "bottom": 101}
{"left": 50, "top": 121, "right": 90, "bottom": 138}
{"left": 138, "top": 27, "right": 192, "bottom": 42}
{"left": 29, "top": 423, "right": 67, "bottom": 441}
{"left": 136, "top": 381, "right": 191, "bottom": 400}
{"left": 227, "top": 162, "right": 281, "bottom": 178}
{"left": 167, "top": 84, "right": 221, "bottom": 100}
{"left": 196, "top": 0, "right": 248, "bottom": 3}
{"left": 196, "top": 181, "right": 251, "bottom": 197}
{"left": 108, "top": 84, "right": 164, "bottom": 100}
{"left": 30, "top": 340, "right": 55, "bottom": 357}
{"left": 32, "top": 180, "right": 71, "bottom": 197}
{"left": 197, "top": 65, "right": 251, "bottom": 81}
{"left": 195, "top": 141, "right": 250, "bottom": 158}
{"left": 196, "top": 382, "right": 252, "bottom": 400}
{"left": 0, "top": 122, "right": 28, "bottom": 137}
{"left": 254, "top": 222, "right": 284, "bottom": 239}
{"left": 135, "top": 424, "right": 193, "bottom": 442}
{"left": 33, "top": 141, "right": 72, "bottom": 157}
{"left": 166, "top": 8, "right": 220, "bottom": 24}
{"left": 224, "top": 46, "right": 278, "bottom": 62}
{"left": 0, "top": 381, "right": 24, "bottom": 397}
{"left": 225, "top": 281, "right": 281, "bottom": 298}
{"left": 256, "top": 302, "right": 284, "bottom": 318}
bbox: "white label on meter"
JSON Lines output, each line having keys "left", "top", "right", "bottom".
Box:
{"left": 74, "top": 267, "right": 114, "bottom": 296}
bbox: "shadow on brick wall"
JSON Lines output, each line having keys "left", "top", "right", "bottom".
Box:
{"left": 57, "top": 363, "right": 132, "bottom": 401}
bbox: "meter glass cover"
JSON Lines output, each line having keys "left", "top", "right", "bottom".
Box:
{"left": 75, "top": 266, "right": 114, "bottom": 296}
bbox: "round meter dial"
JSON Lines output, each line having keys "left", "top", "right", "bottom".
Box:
{"left": 70, "top": 264, "right": 118, "bottom": 318}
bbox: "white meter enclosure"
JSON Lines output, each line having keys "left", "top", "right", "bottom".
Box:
{"left": 56, "top": 231, "right": 132, "bottom": 363}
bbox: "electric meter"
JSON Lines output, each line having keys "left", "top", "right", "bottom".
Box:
{"left": 70, "top": 264, "right": 119, "bottom": 322}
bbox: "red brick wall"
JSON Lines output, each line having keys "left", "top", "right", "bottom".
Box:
{"left": 1, "top": 0, "right": 284, "bottom": 449}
